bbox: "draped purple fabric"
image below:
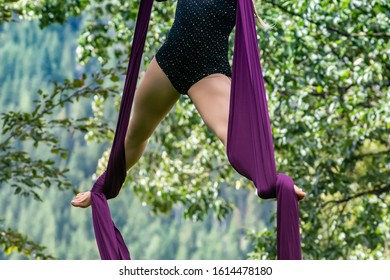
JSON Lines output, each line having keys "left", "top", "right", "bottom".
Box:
{"left": 89, "top": 0, "right": 154, "bottom": 260}
{"left": 89, "top": 0, "right": 302, "bottom": 260}
{"left": 228, "top": 0, "right": 302, "bottom": 260}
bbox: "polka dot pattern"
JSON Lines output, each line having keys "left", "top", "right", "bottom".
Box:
{"left": 155, "top": 0, "right": 237, "bottom": 95}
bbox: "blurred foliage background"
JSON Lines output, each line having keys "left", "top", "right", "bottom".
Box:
{"left": 0, "top": 0, "right": 389, "bottom": 260}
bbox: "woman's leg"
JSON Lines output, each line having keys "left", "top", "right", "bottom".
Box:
{"left": 124, "top": 57, "right": 181, "bottom": 170}
{"left": 71, "top": 57, "right": 181, "bottom": 207}
{"left": 187, "top": 74, "right": 306, "bottom": 200}
{"left": 188, "top": 74, "right": 231, "bottom": 147}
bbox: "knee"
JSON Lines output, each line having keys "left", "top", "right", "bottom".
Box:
{"left": 124, "top": 129, "right": 149, "bottom": 148}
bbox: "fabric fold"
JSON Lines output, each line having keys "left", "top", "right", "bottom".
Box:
{"left": 227, "top": 0, "right": 302, "bottom": 259}
{"left": 89, "top": 0, "right": 154, "bottom": 260}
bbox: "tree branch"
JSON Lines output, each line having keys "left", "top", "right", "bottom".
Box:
{"left": 322, "top": 184, "right": 390, "bottom": 207}
{"left": 268, "top": 0, "right": 390, "bottom": 39}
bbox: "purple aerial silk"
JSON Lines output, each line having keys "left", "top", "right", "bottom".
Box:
{"left": 89, "top": 0, "right": 302, "bottom": 260}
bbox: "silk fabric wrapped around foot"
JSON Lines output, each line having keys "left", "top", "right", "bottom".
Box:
{"left": 226, "top": 0, "right": 302, "bottom": 260}
{"left": 89, "top": 0, "right": 154, "bottom": 260}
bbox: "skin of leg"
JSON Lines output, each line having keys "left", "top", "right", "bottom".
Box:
{"left": 188, "top": 73, "right": 231, "bottom": 148}
{"left": 71, "top": 56, "right": 181, "bottom": 208}
{"left": 124, "top": 56, "right": 181, "bottom": 171}
{"left": 187, "top": 74, "right": 306, "bottom": 200}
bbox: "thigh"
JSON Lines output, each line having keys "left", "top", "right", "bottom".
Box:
{"left": 126, "top": 56, "right": 181, "bottom": 143}
{"left": 187, "top": 73, "right": 231, "bottom": 146}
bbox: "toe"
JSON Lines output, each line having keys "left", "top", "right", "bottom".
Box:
{"left": 71, "top": 191, "right": 91, "bottom": 208}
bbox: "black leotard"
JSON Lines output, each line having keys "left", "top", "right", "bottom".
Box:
{"left": 155, "top": 0, "right": 237, "bottom": 96}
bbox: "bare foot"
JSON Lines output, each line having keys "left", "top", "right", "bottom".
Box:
{"left": 294, "top": 185, "right": 306, "bottom": 201}
{"left": 71, "top": 191, "right": 91, "bottom": 208}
